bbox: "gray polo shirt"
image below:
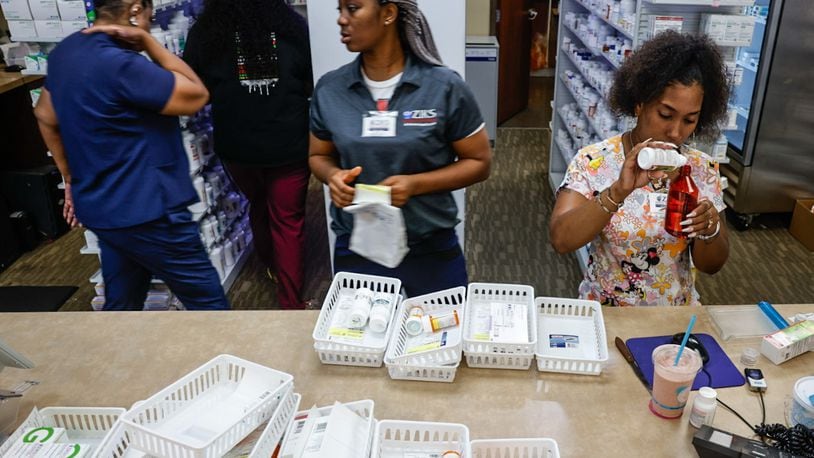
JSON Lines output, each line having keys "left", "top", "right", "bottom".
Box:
{"left": 311, "top": 55, "right": 484, "bottom": 245}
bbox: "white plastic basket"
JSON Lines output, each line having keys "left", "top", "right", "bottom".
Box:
{"left": 463, "top": 283, "right": 537, "bottom": 370}
{"left": 0, "top": 406, "right": 125, "bottom": 457}
{"left": 535, "top": 297, "right": 609, "bottom": 376}
{"left": 471, "top": 438, "right": 561, "bottom": 458}
{"left": 119, "top": 354, "right": 293, "bottom": 458}
{"left": 247, "top": 391, "right": 301, "bottom": 458}
{"left": 385, "top": 360, "right": 461, "bottom": 383}
{"left": 372, "top": 420, "right": 471, "bottom": 458}
{"left": 386, "top": 287, "right": 466, "bottom": 365}
{"left": 279, "top": 399, "right": 376, "bottom": 458}
{"left": 312, "top": 272, "right": 402, "bottom": 367}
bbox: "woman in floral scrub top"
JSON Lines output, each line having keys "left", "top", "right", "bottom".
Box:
{"left": 550, "top": 31, "right": 731, "bottom": 306}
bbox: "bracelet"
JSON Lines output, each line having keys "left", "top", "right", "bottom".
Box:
{"left": 595, "top": 192, "right": 616, "bottom": 214}
{"left": 604, "top": 187, "right": 623, "bottom": 208}
{"left": 697, "top": 221, "right": 721, "bottom": 241}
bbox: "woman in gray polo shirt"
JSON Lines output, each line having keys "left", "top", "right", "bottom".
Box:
{"left": 309, "top": 0, "right": 492, "bottom": 296}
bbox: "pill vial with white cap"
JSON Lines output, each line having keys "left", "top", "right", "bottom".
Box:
{"left": 368, "top": 292, "right": 394, "bottom": 333}
{"left": 637, "top": 147, "right": 687, "bottom": 172}
{"left": 421, "top": 310, "right": 461, "bottom": 333}
{"left": 404, "top": 306, "right": 425, "bottom": 336}
{"left": 689, "top": 387, "right": 718, "bottom": 428}
{"left": 348, "top": 287, "right": 374, "bottom": 329}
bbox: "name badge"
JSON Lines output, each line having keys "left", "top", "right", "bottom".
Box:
{"left": 362, "top": 111, "right": 398, "bottom": 137}
{"left": 649, "top": 192, "right": 668, "bottom": 218}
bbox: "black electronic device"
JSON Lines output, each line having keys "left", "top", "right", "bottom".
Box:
{"left": 745, "top": 368, "right": 767, "bottom": 392}
{"left": 0, "top": 165, "right": 68, "bottom": 239}
{"left": 692, "top": 425, "right": 800, "bottom": 457}
{"left": 672, "top": 332, "right": 710, "bottom": 365}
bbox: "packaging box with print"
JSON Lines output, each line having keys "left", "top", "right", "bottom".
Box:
{"left": 789, "top": 199, "right": 814, "bottom": 251}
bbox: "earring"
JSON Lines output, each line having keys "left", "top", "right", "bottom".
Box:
{"left": 129, "top": 15, "right": 138, "bottom": 26}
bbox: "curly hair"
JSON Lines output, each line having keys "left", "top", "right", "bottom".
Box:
{"left": 191, "top": 0, "right": 307, "bottom": 61}
{"left": 609, "top": 30, "right": 730, "bottom": 140}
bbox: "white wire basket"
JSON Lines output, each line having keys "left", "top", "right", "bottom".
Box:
{"left": 0, "top": 406, "right": 125, "bottom": 457}
{"left": 247, "top": 391, "right": 301, "bottom": 458}
{"left": 463, "top": 283, "right": 537, "bottom": 370}
{"left": 535, "top": 297, "right": 609, "bottom": 376}
{"left": 372, "top": 420, "right": 471, "bottom": 458}
{"left": 471, "top": 438, "right": 561, "bottom": 458}
{"left": 278, "top": 399, "right": 376, "bottom": 458}
{"left": 312, "top": 272, "right": 402, "bottom": 367}
{"left": 384, "top": 287, "right": 466, "bottom": 382}
{"left": 119, "top": 354, "right": 293, "bottom": 458}
{"left": 384, "top": 360, "right": 461, "bottom": 383}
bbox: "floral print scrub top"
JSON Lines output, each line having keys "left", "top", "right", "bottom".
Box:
{"left": 559, "top": 135, "right": 726, "bottom": 306}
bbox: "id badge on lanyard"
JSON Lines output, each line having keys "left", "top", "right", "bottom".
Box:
{"left": 649, "top": 192, "right": 668, "bottom": 219}
{"left": 362, "top": 99, "right": 397, "bottom": 137}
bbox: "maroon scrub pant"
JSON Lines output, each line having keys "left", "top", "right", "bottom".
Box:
{"left": 224, "top": 160, "right": 310, "bottom": 308}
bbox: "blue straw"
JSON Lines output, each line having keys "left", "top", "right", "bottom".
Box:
{"left": 674, "top": 314, "right": 697, "bottom": 366}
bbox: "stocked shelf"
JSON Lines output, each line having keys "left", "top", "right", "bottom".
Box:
{"left": 561, "top": 46, "right": 610, "bottom": 101}
{"left": 559, "top": 75, "right": 604, "bottom": 137}
{"left": 555, "top": 136, "right": 576, "bottom": 164}
{"left": 573, "top": 0, "right": 635, "bottom": 40}
{"left": 643, "top": 0, "right": 753, "bottom": 5}
{"left": 564, "top": 23, "right": 621, "bottom": 70}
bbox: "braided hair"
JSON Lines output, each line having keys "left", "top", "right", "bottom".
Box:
{"left": 379, "top": 0, "right": 443, "bottom": 66}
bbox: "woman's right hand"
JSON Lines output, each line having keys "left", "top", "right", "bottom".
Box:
{"left": 83, "top": 25, "right": 151, "bottom": 51}
{"left": 616, "top": 136, "right": 675, "bottom": 198}
{"left": 328, "top": 166, "right": 362, "bottom": 208}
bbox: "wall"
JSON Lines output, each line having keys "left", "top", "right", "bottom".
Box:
{"left": 466, "top": 0, "right": 492, "bottom": 36}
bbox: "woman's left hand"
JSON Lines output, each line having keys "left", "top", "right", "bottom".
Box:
{"left": 681, "top": 199, "right": 719, "bottom": 238}
{"left": 378, "top": 175, "right": 416, "bottom": 207}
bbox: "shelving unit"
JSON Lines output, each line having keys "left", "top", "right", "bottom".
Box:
{"left": 549, "top": 0, "right": 752, "bottom": 273}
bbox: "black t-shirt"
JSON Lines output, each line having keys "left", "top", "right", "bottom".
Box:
{"left": 183, "top": 24, "right": 312, "bottom": 166}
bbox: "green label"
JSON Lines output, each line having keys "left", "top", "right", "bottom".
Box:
{"left": 23, "top": 426, "right": 54, "bottom": 443}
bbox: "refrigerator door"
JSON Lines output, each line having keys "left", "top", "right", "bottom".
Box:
{"left": 737, "top": 0, "right": 814, "bottom": 213}
{"left": 725, "top": 0, "right": 778, "bottom": 166}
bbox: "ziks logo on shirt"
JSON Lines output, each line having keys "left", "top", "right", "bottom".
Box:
{"left": 403, "top": 109, "right": 438, "bottom": 126}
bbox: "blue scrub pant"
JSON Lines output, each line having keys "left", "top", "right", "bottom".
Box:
{"left": 333, "top": 229, "right": 468, "bottom": 297}
{"left": 92, "top": 208, "right": 230, "bottom": 311}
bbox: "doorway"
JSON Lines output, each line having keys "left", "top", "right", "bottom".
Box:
{"left": 496, "top": 0, "right": 557, "bottom": 128}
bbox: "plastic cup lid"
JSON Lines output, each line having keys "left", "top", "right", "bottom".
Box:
{"left": 793, "top": 376, "right": 814, "bottom": 410}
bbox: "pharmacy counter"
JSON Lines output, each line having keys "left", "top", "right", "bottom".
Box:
{"left": 0, "top": 67, "right": 42, "bottom": 95}
{"left": 0, "top": 305, "right": 812, "bottom": 457}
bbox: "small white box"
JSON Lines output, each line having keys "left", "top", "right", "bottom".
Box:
{"left": 34, "top": 19, "right": 62, "bottom": 38}
{"left": 0, "top": 0, "right": 32, "bottom": 20}
{"left": 738, "top": 16, "right": 756, "bottom": 45}
{"left": 701, "top": 14, "right": 727, "bottom": 43}
{"left": 7, "top": 20, "right": 37, "bottom": 39}
{"left": 56, "top": 0, "right": 84, "bottom": 20}
{"left": 35, "top": 443, "right": 92, "bottom": 458}
{"left": 60, "top": 20, "right": 85, "bottom": 34}
{"left": 761, "top": 320, "right": 814, "bottom": 365}
{"left": 649, "top": 15, "right": 684, "bottom": 37}
{"left": 28, "top": 0, "right": 60, "bottom": 20}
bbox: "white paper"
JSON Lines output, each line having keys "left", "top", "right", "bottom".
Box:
{"left": 56, "top": 0, "right": 86, "bottom": 20}
{"left": 0, "top": 0, "right": 32, "bottom": 20}
{"left": 490, "top": 302, "right": 529, "bottom": 343}
{"left": 344, "top": 202, "right": 409, "bottom": 268}
{"left": 28, "top": 0, "right": 59, "bottom": 20}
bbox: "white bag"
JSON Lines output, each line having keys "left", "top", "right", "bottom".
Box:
{"left": 343, "top": 202, "right": 409, "bottom": 268}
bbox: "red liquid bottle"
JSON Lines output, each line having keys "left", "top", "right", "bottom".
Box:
{"left": 665, "top": 165, "right": 698, "bottom": 238}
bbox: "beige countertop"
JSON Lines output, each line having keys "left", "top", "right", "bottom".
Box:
{"left": 0, "top": 305, "right": 812, "bottom": 457}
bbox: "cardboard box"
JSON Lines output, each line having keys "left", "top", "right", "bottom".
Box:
{"left": 7, "top": 19, "right": 37, "bottom": 39}
{"left": 56, "top": 0, "right": 85, "bottom": 20}
{"left": 0, "top": 0, "right": 32, "bottom": 20}
{"left": 28, "top": 0, "right": 60, "bottom": 20}
{"left": 60, "top": 20, "right": 85, "bottom": 34}
{"left": 790, "top": 199, "right": 814, "bottom": 251}
{"left": 34, "top": 19, "right": 62, "bottom": 38}
{"left": 761, "top": 320, "right": 814, "bottom": 365}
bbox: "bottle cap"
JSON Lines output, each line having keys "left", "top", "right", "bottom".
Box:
{"left": 368, "top": 307, "right": 388, "bottom": 333}
{"left": 698, "top": 386, "right": 717, "bottom": 400}
{"left": 405, "top": 316, "right": 423, "bottom": 336}
{"left": 741, "top": 347, "right": 759, "bottom": 366}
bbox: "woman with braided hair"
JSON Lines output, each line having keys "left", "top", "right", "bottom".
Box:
{"left": 183, "top": 0, "right": 312, "bottom": 309}
{"left": 549, "top": 30, "right": 731, "bottom": 306}
{"left": 310, "top": 0, "right": 491, "bottom": 296}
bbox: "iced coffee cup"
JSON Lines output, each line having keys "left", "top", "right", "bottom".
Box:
{"left": 649, "top": 344, "right": 703, "bottom": 419}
